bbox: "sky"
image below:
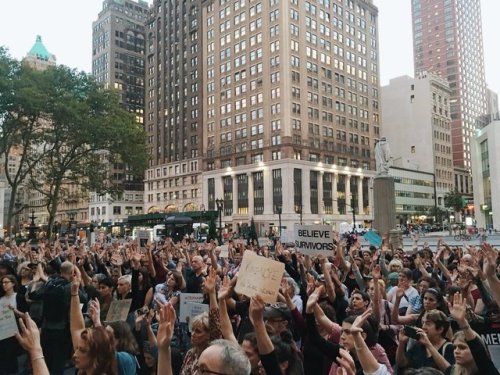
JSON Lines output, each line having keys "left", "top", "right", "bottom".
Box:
{"left": 0, "top": 0, "right": 499, "bottom": 94}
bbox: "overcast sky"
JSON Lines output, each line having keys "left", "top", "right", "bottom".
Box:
{"left": 1, "top": 0, "right": 499, "bottom": 94}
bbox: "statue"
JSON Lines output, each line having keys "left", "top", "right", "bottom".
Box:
{"left": 374, "top": 137, "right": 391, "bottom": 176}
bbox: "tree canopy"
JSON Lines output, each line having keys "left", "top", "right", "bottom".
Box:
{"left": 444, "top": 189, "right": 466, "bottom": 213}
{"left": 0, "top": 48, "right": 148, "bottom": 236}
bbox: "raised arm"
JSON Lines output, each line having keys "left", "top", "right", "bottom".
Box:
{"left": 321, "top": 257, "right": 336, "bottom": 303}
{"left": 16, "top": 313, "right": 50, "bottom": 375}
{"left": 70, "top": 267, "right": 85, "bottom": 349}
{"left": 482, "top": 243, "right": 500, "bottom": 306}
{"left": 157, "top": 303, "right": 176, "bottom": 375}
{"left": 350, "top": 308, "right": 390, "bottom": 374}
{"left": 218, "top": 276, "right": 237, "bottom": 343}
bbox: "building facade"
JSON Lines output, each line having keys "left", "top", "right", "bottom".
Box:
{"left": 389, "top": 166, "right": 436, "bottom": 225}
{"left": 381, "top": 73, "right": 453, "bottom": 208}
{"left": 411, "top": 0, "right": 487, "bottom": 172}
{"left": 199, "top": 0, "right": 380, "bottom": 233}
{"left": 471, "top": 120, "right": 500, "bottom": 230}
{"left": 91, "top": 0, "right": 149, "bottom": 230}
{"left": 143, "top": 0, "right": 205, "bottom": 214}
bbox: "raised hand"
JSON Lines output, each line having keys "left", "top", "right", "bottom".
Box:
{"left": 248, "top": 294, "right": 265, "bottom": 326}
{"left": 218, "top": 275, "right": 233, "bottom": 301}
{"left": 88, "top": 299, "right": 102, "bottom": 327}
{"left": 306, "top": 285, "right": 324, "bottom": 313}
{"left": 156, "top": 303, "right": 176, "bottom": 351}
{"left": 71, "top": 266, "right": 82, "bottom": 295}
{"left": 15, "top": 313, "right": 44, "bottom": 357}
{"left": 204, "top": 267, "right": 217, "bottom": 295}
{"left": 350, "top": 308, "right": 372, "bottom": 333}
{"left": 336, "top": 348, "right": 356, "bottom": 375}
{"left": 481, "top": 243, "right": 498, "bottom": 278}
{"left": 448, "top": 292, "right": 467, "bottom": 325}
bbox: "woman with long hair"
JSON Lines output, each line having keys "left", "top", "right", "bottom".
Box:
{"left": 446, "top": 292, "right": 499, "bottom": 375}
{"left": 70, "top": 267, "right": 118, "bottom": 375}
{"left": 0, "top": 274, "right": 28, "bottom": 374}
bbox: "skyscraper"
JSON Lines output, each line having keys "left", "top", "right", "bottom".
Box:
{"left": 91, "top": 0, "right": 149, "bottom": 227}
{"left": 143, "top": 0, "right": 205, "bottom": 214}
{"left": 411, "top": 0, "right": 487, "bottom": 171}
{"left": 199, "top": 0, "right": 379, "bottom": 234}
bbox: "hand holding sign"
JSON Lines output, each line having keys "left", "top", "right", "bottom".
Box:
{"left": 235, "top": 251, "right": 285, "bottom": 303}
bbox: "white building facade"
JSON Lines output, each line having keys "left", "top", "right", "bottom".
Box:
{"left": 381, "top": 73, "right": 453, "bottom": 208}
{"left": 472, "top": 121, "right": 500, "bottom": 230}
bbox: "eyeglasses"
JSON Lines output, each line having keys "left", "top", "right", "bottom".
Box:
{"left": 193, "top": 365, "right": 227, "bottom": 375}
{"left": 2, "top": 280, "right": 13, "bottom": 284}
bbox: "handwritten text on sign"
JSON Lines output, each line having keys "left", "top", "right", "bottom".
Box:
{"left": 0, "top": 305, "right": 19, "bottom": 341}
{"left": 105, "top": 299, "right": 132, "bottom": 322}
{"left": 294, "top": 224, "right": 335, "bottom": 255}
{"left": 235, "top": 251, "right": 284, "bottom": 303}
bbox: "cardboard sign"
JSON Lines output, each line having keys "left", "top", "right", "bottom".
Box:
{"left": 219, "top": 245, "right": 229, "bottom": 258}
{"left": 105, "top": 299, "right": 132, "bottom": 322}
{"left": 280, "top": 228, "right": 295, "bottom": 244}
{"left": 363, "top": 230, "right": 382, "bottom": 247}
{"left": 0, "top": 305, "right": 19, "bottom": 341}
{"left": 186, "top": 302, "right": 210, "bottom": 331}
{"left": 235, "top": 251, "right": 285, "bottom": 303}
{"left": 179, "top": 293, "right": 204, "bottom": 322}
{"left": 294, "top": 224, "right": 335, "bottom": 256}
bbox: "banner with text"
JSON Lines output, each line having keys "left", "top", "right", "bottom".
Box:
{"left": 235, "top": 250, "right": 285, "bottom": 303}
{"left": 294, "top": 224, "right": 335, "bottom": 256}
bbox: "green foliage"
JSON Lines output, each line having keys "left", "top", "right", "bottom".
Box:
{"left": 247, "top": 217, "right": 259, "bottom": 246}
{"left": 428, "top": 206, "right": 447, "bottom": 222}
{"left": 444, "top": 190, "right": 466, "bottom": 213}
{"left": 208, "top": 218, "right": 218, "bottom": 242}
{"left": 0, "top": 50, "right": 148, "bottom": 236}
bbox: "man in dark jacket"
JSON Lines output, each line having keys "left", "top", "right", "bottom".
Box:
{"left": 29, "top": 260, "right": 88, "bottom": 375}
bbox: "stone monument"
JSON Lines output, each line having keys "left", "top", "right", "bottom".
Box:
{"left": 373, "top": 138, "right": 402, "bottom": 248}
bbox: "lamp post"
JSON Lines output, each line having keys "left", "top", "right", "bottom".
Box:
{"left": 276, "top": 205, "right": 282, "bottom": 236}
{"left": 215, "top": 198, "right": 223, "bottom": 244}
{"left": 351, "top": 194, "right": 356, "bottom": 234}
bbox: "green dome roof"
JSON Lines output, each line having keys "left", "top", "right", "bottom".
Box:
{"left": 27, "top": 35, "right": 51, "bottom": 61}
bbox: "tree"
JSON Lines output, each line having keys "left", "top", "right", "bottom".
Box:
{"left": 428, "top": 206, "right": 447, "bottom": 224}
{"left": 207, "top": 218, "right": 217, "bottom": 242}
{"left": 25, "top": 65, "right": 148, "bottom": 238}
{"left": 0, "top": 48, "right": 50, "bottom": 234}
{"left": 247, "top": 217, "right": 259, "bottom": 246}
{"left": 444, "top": 190, "right": 466, "bottom": 214}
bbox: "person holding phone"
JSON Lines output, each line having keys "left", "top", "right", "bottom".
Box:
{"left": 395, "top": 309, "right": 454, "bottom": 372}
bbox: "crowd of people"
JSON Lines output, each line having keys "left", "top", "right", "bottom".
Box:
{"left": 0, "top": 232, "right": 499, "bottom": 375}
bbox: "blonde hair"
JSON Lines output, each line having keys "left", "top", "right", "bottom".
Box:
{"left": 388, "top": 259, "right": 403, "bottom": 270}
{"left": 190, "top": 311, "right": 209, "bottom": 332}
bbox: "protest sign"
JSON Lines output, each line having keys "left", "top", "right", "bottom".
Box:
{"left": 186, "top": 302, "right": 210, "bottom": 331}
{"left": 105, "top": 299, "right": 132, "bottom": 322}
{"left": 294, "top": 224, "right": 335, "bottom": 256}
{"left": 179, "top": 293, "right": 204, "bottom": 322}
{"left": 478, "top": 323, "right": 500, "bottom": 370}
{"left": 279, "top": 228, "right": 294, "bottom": 244}
{"left": 0, "top": 305, "right": 19, "bottom": 341}
{"left": 363, "top": 230, "right": 382, "bottom": 247}
{"left": 235, "top": 250, "right": 285, "bottom": 303}
{"left": 219, "top": 245, "right": 229, "bottom": 258}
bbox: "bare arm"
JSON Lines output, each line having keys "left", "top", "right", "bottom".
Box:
{"left": 16, "top": 314, "right": 50, "bottom": 375}
{"left": 218, "top": 276, "right": 237, "bottom": 343}
{"left": 70, "top": 267, "right": 85, "bottom": 349}
{"left": 321, "top": 258, "right": 336, "bottom": 303}
{"left": 157, "top": 304, "right": 176, "bottom": 375}
{"left": 249, "top": 295, "right": 274, "bottom": 355}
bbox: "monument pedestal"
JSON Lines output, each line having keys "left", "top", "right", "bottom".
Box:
{"left": 373, "top": 176, "right": 401, "bottom": 248}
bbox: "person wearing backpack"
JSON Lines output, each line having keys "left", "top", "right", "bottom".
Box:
{"left": 29, "top": 260, "right": 88, "bottom": 375}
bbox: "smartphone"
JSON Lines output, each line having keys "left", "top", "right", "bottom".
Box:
{"left": 404, "top": 325, "right": 420, "bottom": 340}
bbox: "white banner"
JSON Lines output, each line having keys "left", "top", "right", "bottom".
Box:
{"left": 294, "top": 224, "right": 335, "bottom": 256}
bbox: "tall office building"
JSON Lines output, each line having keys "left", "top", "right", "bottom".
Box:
{"left": 199, "top": 0, "right": 379, "bottom": 234}
{"left": 91, "top": 0, "right": 149, "bottom": 229}
{"left": 411, "top": 0, "right": 487, "bottom": 171}
{"left": 143, "top": 0, "right": 205, "bottom": 214}
{"left": 381, "top": 73, "right": 453, "bottom": 212}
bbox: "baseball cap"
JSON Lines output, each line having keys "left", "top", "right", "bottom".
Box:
{"left": 264, "top": 303, "right": 292, "bottom": 322}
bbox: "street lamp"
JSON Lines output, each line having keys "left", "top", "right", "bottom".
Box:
{"left": 215, "top": 198, "right": 223, "bottom": 244}
{"left": 351, "top": 194, "right": 356, "bottom": 234}
{"left": 276, "top": 205, "right": 282, "bottom": 236}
